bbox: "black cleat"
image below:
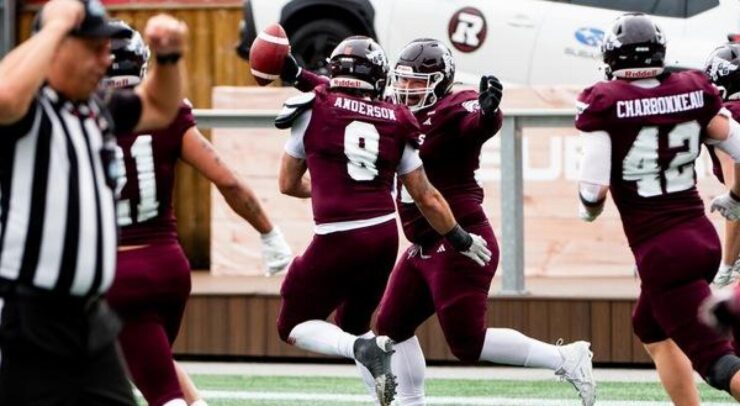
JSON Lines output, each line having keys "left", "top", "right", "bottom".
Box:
{"left": 353, "top": 336, "right": 397, "bottom": 406}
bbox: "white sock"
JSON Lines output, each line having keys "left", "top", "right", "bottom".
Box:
{"left": 355, "top": 331, "right": 379, "bottom": 403}
{"left": 162, "top": 400, "right": 187, "bottom": 406}
{"left": 479, "top": 328, "right": 563, "bottom": 370}
{"left": 392, "top": 336, "right": 426, "bottom": 406}
{"left": 288, "top": 320, "right": 356, "bottom": 359}
{"left": 191, "top": 400, "right": 208, "bottom": 406}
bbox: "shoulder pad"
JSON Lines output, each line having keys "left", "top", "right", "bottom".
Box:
{"left": 275, "top": 92, "right": 315, "bottom": 129}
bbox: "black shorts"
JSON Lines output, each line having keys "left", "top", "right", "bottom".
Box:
{"left": 0, "top": 288, "right": 136, "bottom": 406}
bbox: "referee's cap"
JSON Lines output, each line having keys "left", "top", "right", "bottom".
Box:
{"left": 33, "top": 0, "right": 128, "bottom": 38}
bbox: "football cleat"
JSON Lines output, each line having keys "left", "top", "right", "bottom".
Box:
{"left": 556, "top": 340, "right": 596, "bottom": 406}
{"left": 354, "top": 336, "right": 397, "bottom": 406}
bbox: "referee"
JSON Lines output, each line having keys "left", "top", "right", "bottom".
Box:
{"left": 0, "top": 0, "right": 187, "bottom": 404}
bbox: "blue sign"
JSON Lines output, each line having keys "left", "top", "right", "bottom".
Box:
{"left": 575, "top": 27, "right": 605, "bottom": 48}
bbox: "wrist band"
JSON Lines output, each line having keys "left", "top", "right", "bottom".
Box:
{"left": 156, "top": 53, "right": 182, "bottom": 65}
{"left": 444, "top": 224, "right": 472, "bottom": 252}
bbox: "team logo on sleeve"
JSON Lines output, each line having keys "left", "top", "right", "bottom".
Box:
{"left": 462, "top": 100, "right": 481, "bottom": 112}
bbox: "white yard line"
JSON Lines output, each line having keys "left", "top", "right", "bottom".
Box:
{"left": 196, "top": 390, "right": 736, "bottom": 406}
{"left": 179, "top": 362, "right": 682, "bottom": 382}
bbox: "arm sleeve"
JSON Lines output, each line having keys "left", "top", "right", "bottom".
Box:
{"left": 106, "top": 89, "right": 143, "bottom": 135}
{"left": 284, "top": 109, "right": 312, "bottom": 159}
{"left": 295, "top": 70, "right": 330, "bottom": 93}
{"left": 459, "top": 107, "right": 503, "bottom": 141}
{"left": 579, "top": 130, "right": 612, "bottom": 186}
{"left": 396, "top": 143, "right": 423, "bottom": 175}
{"left": 171, "top": 100, "right": 197, "bottom": 136}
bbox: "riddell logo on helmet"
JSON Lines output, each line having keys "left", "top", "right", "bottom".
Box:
{"left": 619, "top": 68, "right": 663, "bottom": 79}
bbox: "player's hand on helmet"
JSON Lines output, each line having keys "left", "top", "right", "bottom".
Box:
{"left": 461, "top": 233, "right": 492, "bottom": 267}
{"left": 478, "top": 75, "right": 503, "bottom": 115}
{"left": 280, "top": 54, "right": 302, "bottom": 85}
{"left": 711, "top": 192, "right": 740, "bottom": 221}
{"left": 260, "top": 227, "right": 293, "bottom": 277}
{"left": 144, "top": 14, "right": 187, "bottom": 56}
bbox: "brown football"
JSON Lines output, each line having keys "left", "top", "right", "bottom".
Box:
{"left": 249, "top": 23, "right": 290, "bottom": 86}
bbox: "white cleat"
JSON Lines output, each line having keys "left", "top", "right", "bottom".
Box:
{"left": 556, "top": 340, "right": 596, "bottom": 406}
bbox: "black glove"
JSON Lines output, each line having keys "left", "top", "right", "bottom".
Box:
{"left": 280, "top": 54, "right": 302, "bottom": 85}
{"left": 478, "top": 75, "right": 503, "bottom": 115}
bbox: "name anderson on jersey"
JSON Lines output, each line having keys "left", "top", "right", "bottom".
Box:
{"left": 333, "top": 96, "right": 397, "bottom": 121}
{"left": 616, "top": 90, "right": 704, "bottom": 118}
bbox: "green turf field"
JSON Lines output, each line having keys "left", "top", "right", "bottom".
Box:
{"left": 137, "top": 374, "right": 739, "bottom": 405}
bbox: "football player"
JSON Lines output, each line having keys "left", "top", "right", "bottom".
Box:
{"left": 577, "top": 13, "right": 740, "bottom": 402}
{"left": 273, "top": 36, "right": 491, "bottom": 406}
{"left": 279, "top": 39, "right": 595, "bottom": 406}
{"left": 705, "top": 42, "right": 740, "bottom": 288}
{"left": 102, "top": 22, "right": 292, "bottom": 406}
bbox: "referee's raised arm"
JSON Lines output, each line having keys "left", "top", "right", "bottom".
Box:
{"left": 0, "top": 0, "right": 84, "bottom": 124}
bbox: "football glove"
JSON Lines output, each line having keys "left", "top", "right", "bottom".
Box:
{"left": 713, "top": 261, "right": 740, "bottom": 288}
{"left": 260, "top": 227, "right": 293, "bottom": 277}
{"left": 461, "top": 233, "right": 492, "bottom": 267}
{"left": 711, "top": 192, "right": 740, "bottom": 221}
{"left": 478, "top": 75, "right": 503, "bottom": 116}
{"left": 280, "top": 54, "right": 302, "bottom": 85}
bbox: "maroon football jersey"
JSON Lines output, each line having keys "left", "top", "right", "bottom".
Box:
{"left": 398, "top": 91, "right": 503, "bottom": 246}
{"left": 576, "top": 71, "right": 723, "bottom": 246}
{"left": 116, "top": 102, "right": 195, "bottom": 245}
{"left": 297, "top": 85, "right": 421, "bottom": 224}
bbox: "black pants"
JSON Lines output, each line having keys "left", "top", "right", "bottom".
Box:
{"left": 0, "top": 288, "right": 136, "bottom": 406}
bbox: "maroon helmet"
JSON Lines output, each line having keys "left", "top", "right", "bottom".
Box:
{"left": 389, "top": 38, "right": 455, "bottom": 111}
{"left": 328, "top": 36, "right": 389, "bottom": 99}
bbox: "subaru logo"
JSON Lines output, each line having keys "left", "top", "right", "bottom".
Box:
{"left": 575, "top": 27, "right": 605, "bottom": 48}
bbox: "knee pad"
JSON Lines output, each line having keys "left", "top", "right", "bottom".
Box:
{"left": 706, "top": 354, "right": 740, "bottom": 392}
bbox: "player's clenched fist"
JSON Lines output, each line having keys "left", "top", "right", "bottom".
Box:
{"left": 711, "top": 192, "right": 740, "bottom": 221}
{"left": 40, "top": 0, "right": 85, "bottom": 33}
{"left": 144, "top": 14, "right": 187, "bottom": 57}
{"left": 478, "top": 75, "right": 503, "bottom": 115}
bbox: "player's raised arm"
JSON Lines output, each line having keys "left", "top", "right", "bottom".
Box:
{"left": 457, "top": 75, "right": 504, "bottom": 138}
{"left": 281, "top": 54, "right": 330, "bottom": 92}
{"left": 399, "top": 165, "right": 491, "bottom": 267}
{"left": 133, "top": 14, "right": 187, "bottom": 133}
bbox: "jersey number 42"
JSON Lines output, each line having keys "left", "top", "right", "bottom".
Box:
{"left": 622, "top": 121, "right": 701, "bottom": 198}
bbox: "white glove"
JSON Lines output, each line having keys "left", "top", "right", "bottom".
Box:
{"left": 710, "top": 193, "right": 740, "bottom": 221}
{"left": 260, "top": 227, "right": 293, "bottom": 277}
{"left": 699, "top": 288, "right": 735, "bottom": 334}
{"left": 578, "top": 202, "right": 602, "bottom": 222}
{"left": 461, "top": 233, "right": 492, "bottom": 267}
{"left": 713, "top": 260, "right": 740, "bottom": 288}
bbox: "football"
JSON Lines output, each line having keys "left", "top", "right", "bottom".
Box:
{"left": 249, "top": 23, "right": 290, "bottom": 86}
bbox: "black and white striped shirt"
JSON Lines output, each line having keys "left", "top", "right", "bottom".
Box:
{"left": 0, "top": 86, "right": 141, "bottom": 297}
